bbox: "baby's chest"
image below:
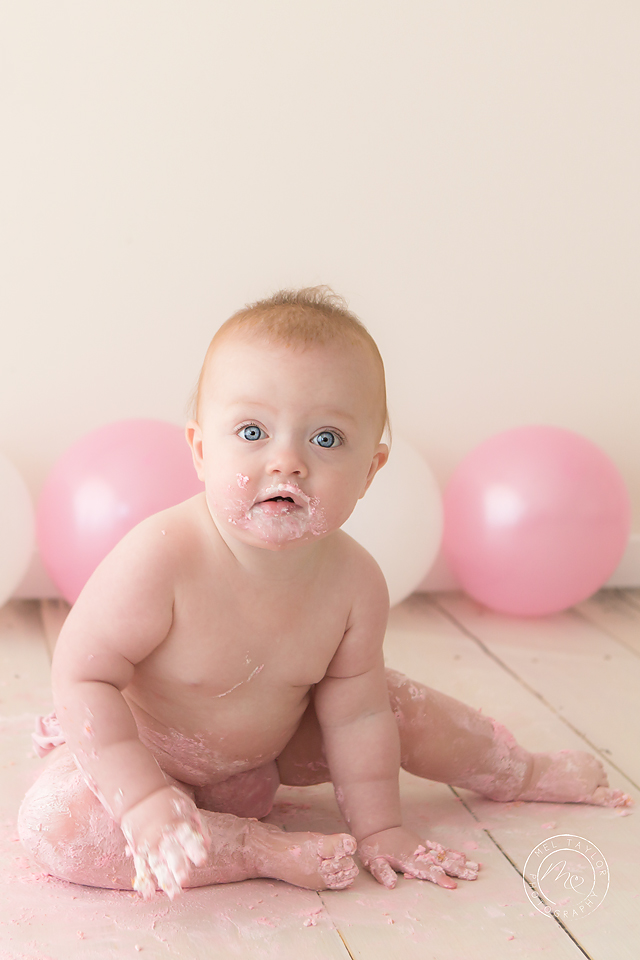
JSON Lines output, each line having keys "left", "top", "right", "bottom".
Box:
{"left": 142, "top": 601, "right": 346, "bottom": 696}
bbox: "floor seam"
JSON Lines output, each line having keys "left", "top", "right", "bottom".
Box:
{"left": 431, "top": 599, "right": 640, "bottom": 794}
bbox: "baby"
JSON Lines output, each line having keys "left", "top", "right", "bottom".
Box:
{"left": 19, "top": 287, "right": 630, "bottom": 900}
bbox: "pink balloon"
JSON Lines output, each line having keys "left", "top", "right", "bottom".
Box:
{"left": 37, "top": 419, "right": 203, "bottom": 603}
{"left": 443, "top": 426, "right": 631, "bottom": 616}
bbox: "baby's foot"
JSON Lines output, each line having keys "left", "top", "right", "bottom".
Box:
{"left": 518, "top": 751, "right": 633, "bottom": 807}
{"left": 246, "top": 822, "right": 359, "bottom": 890}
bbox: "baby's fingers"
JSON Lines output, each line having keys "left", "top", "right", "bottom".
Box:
{"left": 129, "top": 848, "right": 157, "bottom": 901}
{"left": 404, "top": 858, "right": 457, "bottom": 888}
{"left": 172, "top": 821, "right": 209, "bottom": 867}
{"left": 152, "top": 823, "right": 209, "bottom": 899}
{"left": 369, "top": 857, "right": 398, "bottom": 889}
{"left": 422, "top": 841, "right": 479, "bottom": 881}
{"left": 128, "top": 822, "right": 209, "bottom": 900}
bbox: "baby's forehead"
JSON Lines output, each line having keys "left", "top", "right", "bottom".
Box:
{"left": 197, "top": 327, "right": 387, "bottom": 435}
{"left": 207, "top": 331, "right": 378, "bottom": 381}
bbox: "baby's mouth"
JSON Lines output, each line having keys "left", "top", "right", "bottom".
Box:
{"left": 251, "top": 484, "right": 310, "bottom": 517}
{"left": 229, "top": 481, "right": 326, "bottom": 539}
{"left": 253, "top": 498, "right": 298, "bottom": 518}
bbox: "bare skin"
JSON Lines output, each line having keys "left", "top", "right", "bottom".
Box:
{"left": 18, "top": 335, "right": 631, "bottom": 900}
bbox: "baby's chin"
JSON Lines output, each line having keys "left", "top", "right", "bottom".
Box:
{"left": 238, "top": 510, "right": 326, "bottom": 548}
{"left": 216, "top": 495, "right": 330, "bottom": 546}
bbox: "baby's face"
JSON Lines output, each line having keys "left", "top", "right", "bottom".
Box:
{"left": 187, "top": 335, "right": 388, "bottom": 550}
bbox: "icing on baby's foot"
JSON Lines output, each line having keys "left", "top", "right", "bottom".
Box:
{"left": 518, "top": 750, "right": 633, "bottom": 807}
{"left": 315, "top": 834, "right": 360, "bottom": 889}
{"left": 249, "top": 825, "right": 358, "bottom": 890}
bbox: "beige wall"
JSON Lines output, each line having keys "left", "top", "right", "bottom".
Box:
{"left": 2, "top": 2, "right": 639, "bottom": 595}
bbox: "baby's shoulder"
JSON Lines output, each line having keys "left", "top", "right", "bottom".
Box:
{"left": 330, "top": 530, "right": 389, "bottom": 605}
{"left": 94, "top": 495, "right": 206, "bottom": 583}
{"left": 63, "top": 498, "right": 207, "bottom": 642}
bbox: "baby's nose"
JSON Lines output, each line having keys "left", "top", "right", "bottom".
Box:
{"left": 265, "top": 443, "right": 308, "bottom": 478}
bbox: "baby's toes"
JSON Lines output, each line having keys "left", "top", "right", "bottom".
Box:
{"left": 315, "top": 833, "right": 359, "bottom": 889}
{"left": 319, "top": 855, "right": 359, "bottom": 890}
{"left": 589, "top": 786, "right": 634, "bottom": 808}
{"left": 317, "top": 833, "right": 357, "bottom": 859}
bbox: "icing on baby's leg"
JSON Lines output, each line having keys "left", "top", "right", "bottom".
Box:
{"left": 386, "top": 670, "right": 632, "bottom": 807}
{"left": 517, "top": 750, "right": 632, "bottom": 806}
{"left": 245, "top": 821, "right": 358, "bottom": 890}
{"left": 18, "top": 745, "right": 358, "bottom": 897}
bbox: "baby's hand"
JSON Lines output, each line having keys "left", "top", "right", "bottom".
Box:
{"left": 358, "top": 826, "right": 479, "bottom": 890}
{"left": 120, "top": 785, "right": 209, "bottom": 900}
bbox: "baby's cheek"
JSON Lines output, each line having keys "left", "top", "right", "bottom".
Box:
{"left": 208, "top": 485, "right": 253, "bottom": 527}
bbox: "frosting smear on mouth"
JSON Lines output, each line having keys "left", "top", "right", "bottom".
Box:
{"left": 222, "top": 482, "right": 327, "bottom": 543}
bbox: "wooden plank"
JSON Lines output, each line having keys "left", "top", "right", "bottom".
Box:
{"left": 0, "top": 600, "right": 53, "bottom": 722}
{"left": 576, "top": 590, "right": 640, "bottom": 657}
{"left": 4, "top": 593, "right": 636, "bottom": 958}
{"left": 282, "top": 595, "right": 613, "bottom": 959}
{"left": 620, "top": 588, "right": 640, "bottom": 613}
{"left": 431, "top": 592, "right": 639, "bottom": 959}
{"left": 39, "top": 597, "right": 71, "bottom": 659}
{"left": 434, "top": 592, "right": 640, "bottom": 787}
{"left": 273, "top": 778, "right": 588, "bottom": 960}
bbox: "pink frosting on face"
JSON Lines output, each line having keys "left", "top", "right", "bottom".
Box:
{"left": 219, "top": 482, "right": 327, "bottom": 545}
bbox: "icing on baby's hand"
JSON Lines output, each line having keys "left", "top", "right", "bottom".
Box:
{"left": 120, "top": 785, "right": 209, "bottom": 900}
{"left": 126, "top": 821, "right": 208, "bottom": 900}
{"left": 359, "top": 826, "right": 479, "bottom": 890}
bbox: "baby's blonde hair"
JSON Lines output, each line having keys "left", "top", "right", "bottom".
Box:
{"left": 190, "top": 286, "right": 389, "bottom": 438}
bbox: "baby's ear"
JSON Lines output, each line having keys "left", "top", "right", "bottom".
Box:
{"left": 185, "top": 420, "right": 205, "bottom": 481}
{"left": 359, "top": 443, "right": 389, "bottom": 498}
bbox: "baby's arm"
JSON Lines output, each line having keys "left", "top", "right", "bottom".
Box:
{"left": 314, "top": 555, "right": 477, "bottom": 889}
{"left": 51, "top": 520, "right": 208, "bottom": 896}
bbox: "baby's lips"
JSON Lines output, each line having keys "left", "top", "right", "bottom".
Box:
{"left": 256, "top": 483, "right": 310, "bottom": 509}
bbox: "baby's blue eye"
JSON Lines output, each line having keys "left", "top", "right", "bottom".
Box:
{"left": 239, "top": 424, "right": 265, "bottom": 441}
{"left": 312, "top": 431, "right": 342, "bottom": 448}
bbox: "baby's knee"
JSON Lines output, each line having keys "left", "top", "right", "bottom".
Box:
{"left": 18, "top": 752, "right": 131, "bottom": 889}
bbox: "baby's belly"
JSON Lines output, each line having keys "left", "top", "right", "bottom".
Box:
{"left": 123, "top": 689, "right": 309, "bottom": 787}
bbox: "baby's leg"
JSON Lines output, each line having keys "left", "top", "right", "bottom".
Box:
{"left": 17, "top": 746, "right": 357, "bottom": 894}
{"left": 387, "top": 670, "right": 631, "bottom": 807}
{"left": 277, "top": 675, "right": 630, "bottom": 806}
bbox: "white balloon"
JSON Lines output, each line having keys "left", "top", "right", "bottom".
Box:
{"left": 0, "top": 454, "right": 35, "bottom": 606}
{"left": 343, "top": 436, "right": 443, "bottom": 606}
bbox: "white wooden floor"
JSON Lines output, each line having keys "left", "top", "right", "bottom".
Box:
{"left": 1, "top": 591, "right": 638, "bottom": 959}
